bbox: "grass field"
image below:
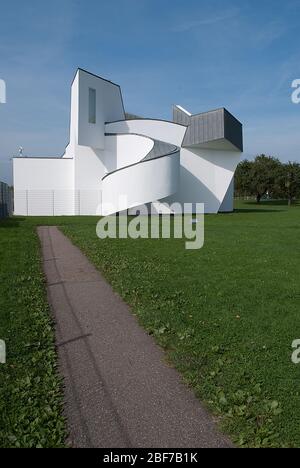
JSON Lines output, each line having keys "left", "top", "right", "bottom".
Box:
{"left": 1, "top": 200, "right": 300, "bottom": 447}
{"left": 0, "top": 219, "right": 66, "bottom": 448}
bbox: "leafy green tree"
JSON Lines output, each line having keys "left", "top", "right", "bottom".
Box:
{"left": 249, "top": 155, "right": 282, "bottom": 203}
{"left": 278, "top": 162, "right": 300, "bottom": 206}
{"left": 235, "top": 155, "right": 300, "bottom": 204}
{"left": 234, "top": 159, "right": 254, "bottom": 197}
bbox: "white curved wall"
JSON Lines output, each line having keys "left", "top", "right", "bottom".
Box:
{"left": 104, "top": 134, "right": 154, "bottom": 173}
{"left": 167, "top": 148, "right": 240, "bottom": 214}
{"left": 13, "top": 67, "right": 241, "bottom": 217}
{"left": 105, "top": 120, "right": 186, "bottom": 147}
{"left": 102, "top": 152, "right": 180, "bottom": 215}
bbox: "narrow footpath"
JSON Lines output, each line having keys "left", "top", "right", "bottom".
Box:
{"left": 38, "top": 226, "right": 232, "bottom": 448}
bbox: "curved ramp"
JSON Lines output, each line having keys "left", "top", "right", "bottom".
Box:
{"left": 102, "top": 132, "right": 180, "bottom": 216}
{"left": 105, "top": 118, "right": 187, "bottom": 147}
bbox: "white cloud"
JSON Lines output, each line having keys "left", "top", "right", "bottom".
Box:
{"left": 251, "top": 20, "right": 287, "bottom": 48}
{"left": 172, "top": 9, "right": 240, "bottom": 32}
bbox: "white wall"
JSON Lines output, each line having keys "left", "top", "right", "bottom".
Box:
{"left": 13, "top": 158, "right": 74, "bottom": 215}
{"left": 12, "top": 68, "right": 241, "bottom": 217}
{"left": 74, "top": 189, "right": 102, "bottom": 216}
{"left": 74, "top": 69, "right": 125, "bottom": 149}
{"left": 13, "top": 158, "right": 74, "bottom": 190}
{"left": 74, "top": 145, "right": 106, "bottom": 190}
{"left": 104, "top": 134, "right": 154, "bottom": 173}
{"left": 71, "top": 145, "right": 104, "bottom": 214}
{"left": 219, "top": 178, "right": 234, "bottom": 212}
{"left": 105, "top": 120, "right": 187, "bottom": 147}
{"left": 102, "top": 152, "right": 180, "bottom": 215}
{"left": 70, "top": 70, "right": 128, "bottom": 214}
{"left": 67, "top": 73, "right": 79, "bottom": 157}
{"left": 166, "top": 148, "right": 241, "bottom": 213}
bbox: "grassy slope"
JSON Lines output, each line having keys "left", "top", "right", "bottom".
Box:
{"left": 57, "top": 201, "right": 300, "bottom": 448}
{"left": 1, "top": 201, "right": 299, "bottom": 447}
{"left": 0, "top": 218, "right": 66, "bottom": 448}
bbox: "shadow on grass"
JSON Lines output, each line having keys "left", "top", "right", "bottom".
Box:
{"left": 246, "top": 200, "right": 289, "bottom": 207}
{"left": 234, "top": 199, "right": 298, "bottom": 213}
{"left": 0, "top": 217, "right": 26, "bottom": 228}
{"left": 234, "top": 208, "right": 285, "bottom": 213}
{"left": 1, "top": 215, "right": 102, "bottom": 229}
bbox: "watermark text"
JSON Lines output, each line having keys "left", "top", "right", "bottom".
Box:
{"left": 0, "top": 79, "right": 6, "bottom": 104}
{"left": 292, "top": 339, "right": 300, "bottom": 364}
{"left": 0, "top": 340, "right": 6, "bottom": 364}
{"left": 291, "top": 79, "right": 300, "bottom": 104}
{"left": 96, "top": 201, "right": 205, "bottom": 250}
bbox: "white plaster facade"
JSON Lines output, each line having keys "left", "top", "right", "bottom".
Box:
{"left": 13, "top": 68, "right": 243, "bottom": 216}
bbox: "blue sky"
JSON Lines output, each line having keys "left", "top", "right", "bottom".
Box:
{"left": 1, "top": 0, "right": 300, "bottom": 184}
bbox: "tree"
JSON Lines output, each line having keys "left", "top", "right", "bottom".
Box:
{"left": 234, "top": 159, "right": 254, "bottom": 198}
{"left": 235, "top": 155, "right": 300, "bottom": 204}
{"left": 249, "top": 155, "right": 282, "bottom": 203}
{"left": 278, "top": 162, "right": 300, "bottom": 206}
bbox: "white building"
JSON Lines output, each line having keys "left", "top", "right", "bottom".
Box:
{"left": 13, "top": 68, "right": 243, "bottom": 216}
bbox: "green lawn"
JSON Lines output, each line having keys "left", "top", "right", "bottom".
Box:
{"left": 1, "top": 200, "right": 300, "bottom": 447}
{"left": 0, "top": 219, "right": 66, "bottom": 448}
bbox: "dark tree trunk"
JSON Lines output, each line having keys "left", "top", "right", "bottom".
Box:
{"left": 256, "top": 194, "right": 262, "bottom": 204}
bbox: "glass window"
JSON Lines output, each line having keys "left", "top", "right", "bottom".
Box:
{"left": 88, "top": 88, "right": 96, "bottom": 124}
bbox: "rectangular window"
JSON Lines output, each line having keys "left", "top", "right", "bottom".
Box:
{"left": 88, "top": 88, "right": 96, "bottom": 124}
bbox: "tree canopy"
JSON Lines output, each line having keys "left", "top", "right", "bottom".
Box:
{"left": 235, "top": 155, "right": 300, "bottom": 204}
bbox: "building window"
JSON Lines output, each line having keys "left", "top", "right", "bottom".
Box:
{"left": 88, "top": 88, "right": 96, "bottom": 124}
